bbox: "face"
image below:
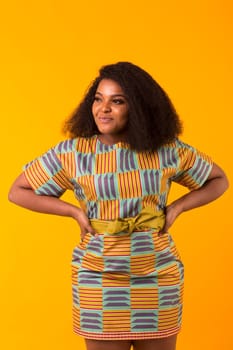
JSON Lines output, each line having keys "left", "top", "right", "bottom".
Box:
{"left": 92, "top": 79, "right": 129, "bottom": 144}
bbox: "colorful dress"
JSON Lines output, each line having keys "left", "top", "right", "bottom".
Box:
{"left": 23, "top": 135, "right": 213, "bottom": 340}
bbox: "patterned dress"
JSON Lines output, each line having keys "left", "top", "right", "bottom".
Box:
{"left": 23, "top": 135, "right": 213, "bottom": 340}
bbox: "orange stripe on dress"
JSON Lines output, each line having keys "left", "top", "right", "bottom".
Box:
{"left": 142, "top": 194, "right": 158, "bottom": 208}
{"left": 129, "top": 171, "right": 142, "bottom": 198}
{"left": 58, "top": 152, "right": 76, "bottom": 178}
{"left": 84, "top": 175, "right": 97, "bottom": 201}
{"left": 137, "top": 151, "right": 160, "bottom": 169}
{"left": 24, "top": 167, "right": 38, "bottom": 189}
{"left": 102, "top": 273, "right": 130, "bottom": 287}
{"left": 35, "top": 161, "right": 50, "bottom": 183}
{"left": 152, "top": 234, "right": 170, "bottom": 252}
{"left": 26, "top": 161, "right": 50, "bottom": 189}
{"left": 53, "top": 170, "right": 73, "bottom": 190}
{"left": 159, "top": 308, "right": 179, "bottom": 318}
{"left": 178, "top": 173, "right": 199, "bottom": 190}
{"left": 178, "top": 147, "right": 196, "bottom": 169}
{"left": 158, "top": 263, "right": 179, "bottom": 275}
{"left": 99, "top": 200, "right": 120, "bottom": 220}
{"left": 76, "top": 137, "right": 89, "bottom": 154}
{"left": 118, "top": 170, "right": 142, "bottom": 198}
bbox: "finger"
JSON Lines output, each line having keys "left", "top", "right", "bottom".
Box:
{"left": 158, "top": 225, "right": 169, "bottom": 235}
{"left": 80, "top": 232, "right": 85, "bottom": 241}
{"left": 80, "top": 228, "right": 88, "bottom": 241}
{"left": 80, "top": 227, "right": 98, "bottom": 241}
{"left": 86, "top": 224, "right": 98, "bottom": 237}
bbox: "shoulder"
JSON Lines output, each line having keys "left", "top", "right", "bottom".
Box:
{"left": 154, "top": 139, "right": 190, "bottom": 155}
{"left": 159, "top": 139, "right": 197, "bottom": 158}
{"left": 54, "top": 136, "right": 98, "bottom": 155}
{"left": 154, "top": 139, "right": 197, "bottom": 166}
{"left": 53, "top": 138, "right": 78, "bottom": 154}
{"left": 161, "top": 138, "right": 194, "bottom": 150}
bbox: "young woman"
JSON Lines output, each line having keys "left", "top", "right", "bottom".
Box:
{"left": 8, "top": 62, "right": 229, "bottom": 350}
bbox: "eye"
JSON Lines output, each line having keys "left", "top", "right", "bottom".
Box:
{"left": 93, "top": 96, "right": 102, "bottom": 102}
{"left": 112, "top": 98, "right": 125, "bottom": 105}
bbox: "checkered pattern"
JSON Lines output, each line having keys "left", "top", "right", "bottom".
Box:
{"left": 71, "top": 230, "right": 184, "bottom": 339}
{"left": 23, "top": 135, "right": 213, "bottom": 339}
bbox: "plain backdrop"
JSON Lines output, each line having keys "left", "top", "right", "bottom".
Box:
{"left": 1, "top": 1, "right": 232, "bottom": 349}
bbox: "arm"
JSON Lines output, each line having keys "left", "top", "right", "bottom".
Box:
{"left": 8, "top": 173, "right": 97, "bottom": 239}
{"left": 162, "top": 163, "right": 229, "bottom": 233}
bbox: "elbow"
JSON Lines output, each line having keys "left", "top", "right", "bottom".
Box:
{"left": 223, "top": 175, "right": 230, "bottom": 193}
{"left": 8, "top": 173, "right": 33, "bottom": 205}
{"left": 216, "top": 173, "right": 230, "bottom": 196}
{"left": 8, "top": 187, "right": 17, "bottom": 204}
{"left": 8, "top": 184, "right": 22, "bottom": 205}
{"left": 208, "top": 164, "right": 230, "bottom": 195}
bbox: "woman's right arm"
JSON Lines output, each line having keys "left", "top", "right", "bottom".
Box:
{"left": 8, "top": 173, "right": 97, "bottom": 239}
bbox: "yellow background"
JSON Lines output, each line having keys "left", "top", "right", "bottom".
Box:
{"left": 1, "top": 1, "right": 232, "bottom": 349}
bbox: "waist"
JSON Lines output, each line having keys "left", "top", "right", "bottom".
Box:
{"left": 90, "top": 206, "right": 165, "bottom": 234}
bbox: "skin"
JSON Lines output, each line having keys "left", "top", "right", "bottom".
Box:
{"left": 85, "top": 335, "right": 177, "bottom": 350}
{"left": 92, "top": 79, "right": 129, "bottom": 145}
{"left": 8, "top": 79, "right": 229, "bottom": 350}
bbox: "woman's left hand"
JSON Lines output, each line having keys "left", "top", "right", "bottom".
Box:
{"left": 160, "top": 203, "right": 183, "bottom": 234}
{"left": 160, "top": 163, "right": 229, "bottom": 234}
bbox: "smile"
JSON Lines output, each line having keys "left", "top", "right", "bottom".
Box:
{"left": 98, "top": 117, "right": 113, "bottom": 123}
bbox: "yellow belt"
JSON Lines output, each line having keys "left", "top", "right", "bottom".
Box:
{"left": 90, "top": 206, "right": 165, "bottom": 234}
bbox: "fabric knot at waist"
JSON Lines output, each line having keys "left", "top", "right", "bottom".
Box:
{"left": 90, "top": 206, "right": 165, "bottom": 234}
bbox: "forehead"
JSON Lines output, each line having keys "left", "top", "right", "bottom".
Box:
{"left": 96, "top": 79, "right": 125, "bottom": 95}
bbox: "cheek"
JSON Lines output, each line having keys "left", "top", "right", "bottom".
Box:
{"left": 122, "top": 115, "right": 128, "bottom": 124}
{"left": 91, "top": 104, "right": 96, "bottom": 115}
{"left": 121, "top": 110, "right": 129, "bottom": 124}
{"left": 116, "top": 106, "right": 129, "bottom": 121}
{"left": 92, "top": 101, "right": 100, "bottom": 114}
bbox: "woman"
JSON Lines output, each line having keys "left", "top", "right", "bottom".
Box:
{"left": 8, "top": 62, "right": 228, "bottom": 350}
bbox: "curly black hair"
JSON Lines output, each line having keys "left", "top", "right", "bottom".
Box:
{"left": 63, "top": 62, "right": 182, "bottom": 151}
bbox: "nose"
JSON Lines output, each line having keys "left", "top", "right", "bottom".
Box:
{"left": 101, "top": 100, "right": 111, "bottom": 112}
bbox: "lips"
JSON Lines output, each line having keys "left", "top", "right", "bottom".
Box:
{"left": 98, "top": 117, "right": 113, "bottom": 123}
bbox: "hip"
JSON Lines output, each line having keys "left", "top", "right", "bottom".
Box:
{"left": 71, "top": 230, "right": 184, "bottom": 278}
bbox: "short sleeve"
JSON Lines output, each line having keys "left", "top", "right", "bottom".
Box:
{"left": 23, "top": 141, "right": 74, "bottom": 197}
{"left": 172, "top": 139, "right": 213, "bottom": 190}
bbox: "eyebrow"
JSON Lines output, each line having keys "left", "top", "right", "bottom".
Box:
{"left": 95, "top": 91, "right": 127, "bottom": 98}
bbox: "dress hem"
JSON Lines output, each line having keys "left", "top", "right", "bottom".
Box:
{"left": 73, "top": 326, "right": 181, "bottom": 340}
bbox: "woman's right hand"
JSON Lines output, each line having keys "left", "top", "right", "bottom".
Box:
{"left": 71, "top": 208, "right": 98, "bottom": 241}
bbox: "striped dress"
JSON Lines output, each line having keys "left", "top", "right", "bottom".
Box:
{"left": 23, "top": 135, "right": 213, "bottom": 340}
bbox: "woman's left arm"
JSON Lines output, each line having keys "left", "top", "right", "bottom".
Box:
{"left": 162, "top": 163, "right": 229, "bottom": 232}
